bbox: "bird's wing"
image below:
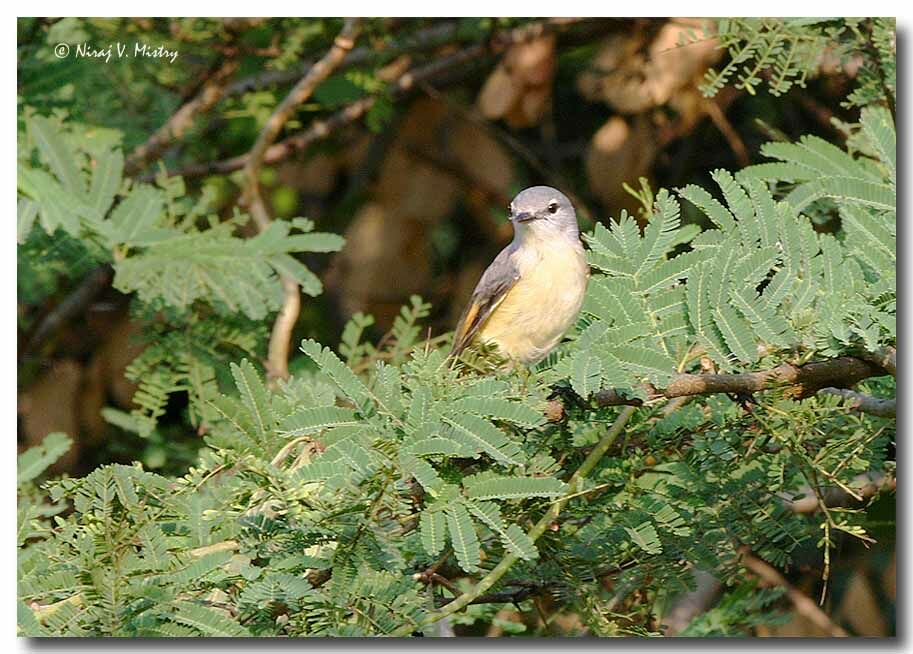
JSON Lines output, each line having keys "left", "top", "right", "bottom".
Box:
{"left": 450, "top": 245, "right": 521, "bottom": 358}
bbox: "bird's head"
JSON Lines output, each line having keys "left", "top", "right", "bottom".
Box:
{"left": 508, "top": 186, "right": 579, "bottom": 243}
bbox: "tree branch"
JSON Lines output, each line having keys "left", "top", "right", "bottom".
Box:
{"left": 222, "top": 20, "right": 464, "bottom": 98}
{"left": 123, "top": 19, "right": 276, "bottom": 175}
{"left": 818, "top": 387, "right": 895, "bottom": 418}
{"left": 20, "top": 265, "right": 114, "bottom": 358}
{"left": 784, "top": 472, "right": 895, "bottom": 514}
{"left": 584, "top": 356, "right": 887, "bottom": 409}
{"left": 124, "top": 55, "right": 241, "bottom": 176}
{"left": 241, "top": 18, "right": 362, "bottom": 383}
{"left": 126, "top": 20, "right": 449, "bottom": 178}
{"left": 739, "top": 546, "right": 848, "bottom": 637}
{"left": 858, "top": 346, "right": 896, "bottom": 377}
{"left": 156, "top": 18, "right": 594, "bottom": 181}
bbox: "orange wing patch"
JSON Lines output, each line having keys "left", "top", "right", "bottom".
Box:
{"left": 453, "top": 302, "right": 480, "bottom": 350}
{"left": 450, "top": 284, "right": 516, "bottom": 358}
{"left": 450, "top": 245, "right": 521, "bottom": 359}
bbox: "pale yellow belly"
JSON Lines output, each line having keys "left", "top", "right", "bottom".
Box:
{"left": 479, "top": 245, "right": 588, "bottom": 364}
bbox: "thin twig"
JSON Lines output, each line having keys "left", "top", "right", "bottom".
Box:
{"left": 241, "top": 18, "right": 362, "bottom": 382}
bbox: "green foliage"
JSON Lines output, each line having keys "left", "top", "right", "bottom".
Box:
{"left": 18, "top": 110, "right": 895, "bottom": 634}
{"left": 18, "top": 433, "right": 72, "bottom": 548}
{"left": 18, "top": 113, "right": 343, "bottom": 438}
{"left": 17, "top": 17, "right": 895, "bottom": 638}
{"left": 701, "top": 18, "right": 896, "bottom": 111}
{"left": 558, "top": 110, "right": 894, "bottom": 393}
{"left": 16, "top": 345, "right": 557, "bottom": 635}
{"left": 18, "top": 432, "right": 72, "bottom": 486}
{"left": 678, "top": 582, "right": 787, "bottom": 636}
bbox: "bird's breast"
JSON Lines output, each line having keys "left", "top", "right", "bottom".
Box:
{"left": 478, "top": 239, "right": 588, "bottom": 364}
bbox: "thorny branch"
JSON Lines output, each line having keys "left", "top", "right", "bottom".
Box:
{"left": 241, "top": 18, "right": 362, "bottom": 382}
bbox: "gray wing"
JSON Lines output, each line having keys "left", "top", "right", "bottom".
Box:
{"left": 450, "top": 245, "right": 521, "bottom": 358}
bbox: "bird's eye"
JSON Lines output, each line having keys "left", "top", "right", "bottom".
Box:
{"left": 547, "top": 201, "right": 559, "bottom": 214}
{"left": 507, "top": 205, "right": 513, "bottom": 217}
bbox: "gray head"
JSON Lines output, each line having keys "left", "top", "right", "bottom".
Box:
{"left": 508, "top": 186, "right": 579, "bottom": 242}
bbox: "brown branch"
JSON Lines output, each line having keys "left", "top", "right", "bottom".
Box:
{"left": 859, "top": 346, "right": 896, "bottom": 377}
{"left": 20, "top": 265, "right": 114, "bottom": 358}
{"left": 157, "top": 18, "right": 593, "bottom": 181}
{"left": 127, "top": 19, "right": 464, "bottom": 179}
{"left": 664, "top": 356, "right": 881, "bottom": 398}
{"left": 588, "top": 356, "right": 886, "bottom": 408}
{"left": 662, "top": 569, "right": 722, "bottom": 636}
{"left": 545, "top": 355, "right": 890, "bottom": 418}
{"left": 128, "top": 18, "right": 412, "bottom": 178}
{"left": 222, "top": 19, "right": 610, "bottom": 100}
{"left": 242, "top": 18, "right": 362, "bottom": 382}
{"left": 223, "top": 20, "right": 464, "bottom": 98}
{"left": 703, "top": 97, "right": 750, "bottom": 168}
{"left": 739, "top": 546, "right": 848, "bottom": 637}
{"left": 818, "top": 387, "right": 896, "bottom": 418}
{"left": 785, "top": 472, "right": 895, "bottom": 514}
{"left": 124, "top": 59, "right": 240, "bottom": 176}
{"left": 153, "top": 52, "right": 475, "bottom": 181}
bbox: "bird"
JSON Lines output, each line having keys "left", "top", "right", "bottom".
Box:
{"left": 450, "top": 185, "right": 589, "bottom": 366}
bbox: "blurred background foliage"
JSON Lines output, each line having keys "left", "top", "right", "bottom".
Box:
{"left": 17, "top": 17, "right": 894, "bottom": 636}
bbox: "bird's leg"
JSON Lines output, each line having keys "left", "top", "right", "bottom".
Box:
{"left": 516, "top": 361, "right": 533, "bottom": 393}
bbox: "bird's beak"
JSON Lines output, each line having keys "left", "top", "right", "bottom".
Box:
{"left": 513, "top": 211, "right": 535, "bottom": 223}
